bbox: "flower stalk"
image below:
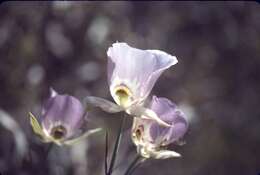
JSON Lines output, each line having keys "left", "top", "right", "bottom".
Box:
{"left": 107, "top": 113, "right": 126, "bottom": 175}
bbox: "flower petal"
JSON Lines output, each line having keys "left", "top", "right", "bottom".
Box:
{"left": 127, "top": 105, "right": 171, "bottom": 127}
{"left": 141, "top": 50, "right": 178, "bottom": 99}
{"left": 64, "top": 128, "right": 102, "bottom": 145}
{"left": 84, "top": 96, "right": 124, "bottom": 113}
{"left": 50, "top": 87, "right": 58, "bottom": 98}
{"left": 151, "top": 149, "right": 181, "bottom": 159}
{"left": 107, "top": 52, "right": 115, "bottom": 86}
{"left": 150, "top": 96, "right": 178, "bottom": 121}
{"left": 166, "top": 112, "right": 188, "bottom": 144}
{"left": 107, "top": 42, "right": 177, "bottom": 102}
{"left": 107, "top": 43, "right": 156, "bottom": 87}
{"left": 148, "top": 96, "right": 188, "bottom": 144}
{"left": 149, "top": 122, "right": 169, "bottom": 144}
{"left": 41, "top": 94, "right": 85, "bottom": 139}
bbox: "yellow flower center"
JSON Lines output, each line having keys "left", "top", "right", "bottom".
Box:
{"left": 50, "top": 125, "right": 67, "bottom": 140}
{"left": 114, "top": 85, "right": 132, "bottom": 107}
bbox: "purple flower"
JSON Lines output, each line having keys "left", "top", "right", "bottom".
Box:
{"left": 84, "top": 42, "right": 178, "bottom": 127}
{"left": 29, "top": 88, "right": 101, "bottom": 146}
{"left": 131, "top": 96, "right": 188, "bottom": 159}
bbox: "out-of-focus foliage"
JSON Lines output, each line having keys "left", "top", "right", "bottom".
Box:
{"left": 0, "top": 2, "right": 260, "bottom": 175}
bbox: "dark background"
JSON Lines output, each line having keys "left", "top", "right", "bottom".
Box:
{"left": 0, "top": 2, "right": 260, "bottom": 175}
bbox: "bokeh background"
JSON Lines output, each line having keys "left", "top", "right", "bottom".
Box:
{"left": 0, "top": 1, "right": 260, "bottom": 175}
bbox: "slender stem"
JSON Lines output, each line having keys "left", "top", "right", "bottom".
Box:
{"left": 107, "top": 114, "right": 126, "bottom": 175}
{"left": 27, "top": 145, "right": 33, "bottom": 164}
{"left": 105, "top": 131, "right": 109, "bottom": 175}
{"left": 111, "top": 149, "right": 136, "bottom": 172}
{"left": 124, "top": 154, "right": 140, "bottom": 175}
{"left": 127, "top": 157, "right": 146, "bottom": 175}
{"left": 43, "top": 143, "right": 53, "bottom": 160}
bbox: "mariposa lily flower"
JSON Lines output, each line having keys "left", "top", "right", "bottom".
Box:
{"left": 131, "top": 96, "right": 188, "bottom": 159}
{"left": 84, "top": 42, "right": 178, "bottom": 127}
{"left": 29, "top": 88, "right": 101, "bottom": 146}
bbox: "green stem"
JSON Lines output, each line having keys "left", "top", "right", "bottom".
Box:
{"left": 127, "top": 157, "right": 146, "bottom": 175}
{"left": 44, "top": 142, "right": 53, "bottom": 160}
{"left": 107, "top": 114, "right": 126, "bottom": 175}
{"left": 105, "top": 131, "right": 109, "bottom": 175}
{"left": 124, "top": 154, "right": 140, "bottom": 175}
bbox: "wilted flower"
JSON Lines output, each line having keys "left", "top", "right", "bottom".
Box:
{"left": 85, "top": 42, "right": 178, "bottom": 127}
{"left": 29, "top": 88, "right": 101, "bottom": 146}
{"left": 131, "top": 96, "right": 188, "bottom": 159}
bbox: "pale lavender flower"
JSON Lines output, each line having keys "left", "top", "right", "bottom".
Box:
{"left": 131, "top": 96, "right": 188, "bottom": 159}
{"left": 29, "top": 88, "right": 101, "bottom": 146}
{"left": 107, "top": 42, "right": 177, "bottom": 108}
{"left": 85, "top": 42, "right": 178, "bottom": 127}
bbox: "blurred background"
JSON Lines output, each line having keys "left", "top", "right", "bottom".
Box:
{"left": 0, "top": 1, "right": 260, "bottom": 175}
